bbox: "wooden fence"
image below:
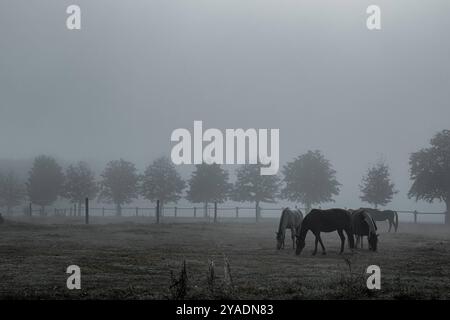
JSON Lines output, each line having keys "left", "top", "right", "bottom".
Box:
{"left": 23, "top": 200, "right": 448, "bottom": 225}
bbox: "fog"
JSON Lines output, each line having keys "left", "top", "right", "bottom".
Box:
{"left": 1, "top": 0, "right": 449, "bottom": 212}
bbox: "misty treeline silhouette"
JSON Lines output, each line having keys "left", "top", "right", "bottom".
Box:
{"left": 359, "top": 160, "right": 398, "bottom": 209}
{"left": 0, "top": 130, "right": 450, "bottom": 224}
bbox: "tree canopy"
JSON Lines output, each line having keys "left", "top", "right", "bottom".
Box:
{"left": 409, "top": 129, "right": 450, "bottom": 223}
{"left": 0, "top": 171, "right": 26, "bottom": 214}
{"left": 141, "top": 156, "right": 185, "bottom": 205}
{"left": 360, "top": 160, "right": 397, "bottom": 208}
{"left": 63, "top": 161, "right": 98, "bottom": 210}
{"left": 282, "top": 150, "right": 340, "bottom": 210}
{"left": 99, "top": 159, "right": 139, "bottom": 215}
{"left": 27, "top": 155, "right": 64, "bottom": 211}
{"left": 186, "top": 163, "right": 231, "bottom": 204}
{"left": 232, "top": 163, "right": 280, "bottom": 205}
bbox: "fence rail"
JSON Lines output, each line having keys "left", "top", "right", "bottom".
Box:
{"left": 15, "top": 202, "right": 448, "bottom": 224}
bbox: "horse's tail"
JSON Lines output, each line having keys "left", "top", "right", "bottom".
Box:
{"left": 394, "top": 210, "right": 399, "bottom": 232}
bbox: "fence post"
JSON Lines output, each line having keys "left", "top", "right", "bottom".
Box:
{"left": 136, "top": 207, "right": 139, "bottom": 217}
{"left": 236, "top": 207, "right": 239, "bottom": 218}
{"left": 85, "top": 198, "right": 89, "bottom": 225}
{"left": 175, "top": 206, "right": 178, "bottom": 218}
{"left": 414, "top": 210, "right": 417, "bottom": 224}
{"left": 194, "top": 207, "right": 197, "bottom": 218}
{"left": 156, "top": 200, "right": 160, "bottom": 224}
{"left": 214, "top": 202, "right": 217, "bottom": 223}
{"left": 29, "top": 203, "right": 32, "bottom": 216}
{"left": 256, "top": 202, "right": 260, "bottom": 222}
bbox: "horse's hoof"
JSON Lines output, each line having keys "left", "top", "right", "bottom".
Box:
{"left": 312, "top": 252, "right": 317, "bottom": 256}
{"left": 322, "top": 252, "right": 326, "bottom": 255}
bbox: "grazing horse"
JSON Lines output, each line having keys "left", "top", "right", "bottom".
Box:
{"left": 296, "top": 209, "right": 354, "bottom": 255}
{"left": 351, "top": 209, "right": 378, "bottom": 251}
{"left": 276, "top": 208, "right": 303, "bottom": 250}
{"left": 362, "top": 208, "right": 398, "bottom": 232}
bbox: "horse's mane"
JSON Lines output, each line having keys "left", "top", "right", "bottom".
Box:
{"left": 278, "top": 208, "right": 289, "bottom": 233}
{"left": 362, "top": 211, "right": 377, "bottom": 234}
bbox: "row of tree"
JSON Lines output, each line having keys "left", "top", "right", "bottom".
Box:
{"left": 0, "top": 129, "right": 449, "bottom": 223}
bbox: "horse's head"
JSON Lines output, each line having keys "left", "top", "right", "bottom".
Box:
{"left": 276, "top": 232, "right": 284, "bottom": 250}
{"left": 368, "top": 232, "right": 379, "bottom": 251}
{"left": 295, "top": 235, "right": 305, "bottom": 255}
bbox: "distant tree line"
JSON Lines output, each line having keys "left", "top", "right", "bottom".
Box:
{"left": 0, "top": 129, "right": 449, "bottom": 224}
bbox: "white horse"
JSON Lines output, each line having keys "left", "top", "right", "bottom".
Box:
{"left": 276, "top": 208, "right": 303, "bottom": 250}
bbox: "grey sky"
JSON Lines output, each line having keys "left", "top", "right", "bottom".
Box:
{"left": 1, "top": 0, "right": 449, "bottom": 212}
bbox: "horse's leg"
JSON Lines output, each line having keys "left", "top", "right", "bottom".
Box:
{"left": 317, "top": 234, "right": 326, "bottom": 255}
{"left": 337, "top": 229, "right": 345, "bottom": 254}
{"left": 388, "top": 219, "right": 392, "bottom": 232}
{"left": 346, "top": 228, "right": 354, "bottom": 250}
{"left": 291, "top": 228, "right": 295, "bottom": 249}
{"left": 313, "top": 234, "right": 319, "bottom": 256}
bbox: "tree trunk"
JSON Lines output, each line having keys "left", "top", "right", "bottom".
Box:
{"left": 116, "top": 203, "right": 122, "bottom": 216}
{"left": 445, "top": 200, "right": 450, "bottom": 226}
{"left": 255, "top": 201, "right": 260, "bottom": 222}
{"left": 41, "top": 205, "right": 46, "bottom": 216}
{"left": 78, "top": 200, "right": 82, "bottom": 217}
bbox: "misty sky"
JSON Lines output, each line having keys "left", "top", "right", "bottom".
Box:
{"left": 1, "top": 0, "right": 449, "bottom": 212}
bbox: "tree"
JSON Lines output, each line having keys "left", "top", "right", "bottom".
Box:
{"left": 0, "top": 171, "right": 26, "bottom": 215}
{"left": 282, "top": 150, "right": 340, "bottom": 212}
{"left": 186, "top": 163, "right": 231, "bottom": 217}
{"left": 232, "top": 163, "right": 280, "bottom": 220}
{"left": 359, "top": 161, "right": 398, "bottom": 208}
{"left": 409, "top": 129, "right": 450, "bottom": 225}
{"left": 141, "top": 157, "right": 185, "bottom": 211}
{"left": 99, "top": 159, "right": 139, "bottom": 216}
{"left": 27, "top": 155, "right": 64, "bottom": 215}
{"left": 63, "top": 161, "right": 98, "bottom": 216}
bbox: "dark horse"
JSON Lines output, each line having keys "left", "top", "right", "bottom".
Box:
{"left": 276, "top": 208, "right": 303, "bottom": 250}
{"left": 351, "top": 209, "right": 378, "bottom": 251}
{"left": 362, "top": 208, "right": 398, "bottom": 232}
{"left": 296, "top": 208, "right": 354, "bottom": 255}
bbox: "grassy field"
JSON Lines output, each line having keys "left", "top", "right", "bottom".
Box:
{"left": 0, "top": 216, "right": 449, "bottom": 299}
